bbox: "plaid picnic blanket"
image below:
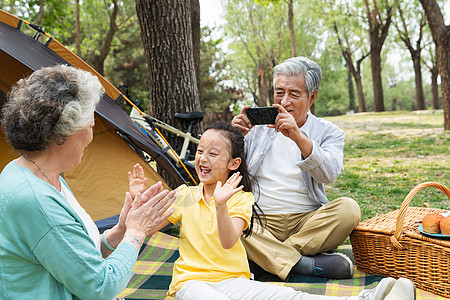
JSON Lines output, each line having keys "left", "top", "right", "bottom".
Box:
{"left": 117, "top": 232, "right": 447, "bottom": 299}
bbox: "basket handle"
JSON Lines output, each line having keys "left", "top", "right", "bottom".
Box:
{"left": 390, "top": 182, "right": 450, "bottom": 249}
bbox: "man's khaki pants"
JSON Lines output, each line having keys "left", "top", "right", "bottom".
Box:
{"left": 241, "top": 197, "right": 361, "bottom": 280}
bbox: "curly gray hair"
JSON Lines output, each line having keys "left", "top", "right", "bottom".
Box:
{"left": 273, "top": 57, "right": 322, "bottom": 97}
{"left": 1, "top": 64, "right": 104, "bottom": 151}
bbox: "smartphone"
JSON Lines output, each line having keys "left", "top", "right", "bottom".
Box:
{"left": 246, "top": 107, "right": 279, "bottom": 125}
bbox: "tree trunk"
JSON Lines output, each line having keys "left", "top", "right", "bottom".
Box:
{"left": 333, "top": 21, "right": 368, "bottom": 113}
{"left": 370, "top": 45, "right": 385, "bottom": 112}
{"left": 136, "top": 0, "right": 201, "bottom": 187}
{"left": 364, "top": 0, "right": 393, "bottom": 112}
{"left": 391, "top": 97, "right": 397, "bottom": 111}
{"left": 288, "top": 0, "right": 297, "bottom": 56}
{"left": 347, "top": 67, "right": 355, "bottom": 112}
{"left": 430, "top": 65, "right": 440, "bottom": 109}
{"left": 354, "top": 73, "right": 366, "bottom": 112}
{"left": 419, "top": 0, "right": 450, "bottom": 130}
{"left": 36, "top": 0, "right": 44, "bottom": 26}
{"left": 412, "top": 54, "right": 426, "bottom": 110}
{"left": 257, "top": 64, "right": 267, "bottom": 107}
{"left": 75, "top": 0, "right": 81, "bottom": 56}
{"left": 92, "top": 0, "right": 118, "bottom": 75}
{"left": 190, "top": 0, "right": 201, "bottom": 97}
{"left": 395, "top": 1, "right": 426, "bottom": 111}
{"left": 33, "top": 0, "right": 44, "bottom": 43}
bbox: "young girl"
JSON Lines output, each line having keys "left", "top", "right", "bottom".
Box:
{"left": 129, "top": 122, "right": 415, "bottom": 300}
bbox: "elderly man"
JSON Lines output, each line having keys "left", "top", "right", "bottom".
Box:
{"left": 232, "top": 56, "right": 361, "bottom": 281}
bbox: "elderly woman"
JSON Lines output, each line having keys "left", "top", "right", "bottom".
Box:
{"left": 0, "top": 65, "right": 175, "bottom": 299}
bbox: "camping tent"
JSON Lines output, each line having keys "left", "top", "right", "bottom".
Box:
{"left": 0, "top": 9, "right": 186, "bottom": 222}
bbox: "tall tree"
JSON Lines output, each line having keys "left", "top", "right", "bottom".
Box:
{"left": 364, "top": 0, "right": 394, "bottom": 112}
{"left": 288, "top": 0, "right": 297, "bottom": 56}
{"left": 419, "top": 0, "right": 450, "bottom": 130}
{"left": 333, "top": 21, "right": 370, "bottom": 112}
{"left": 75, "top": 0, "right": 81, "bottom": 56}
{"left": 346, "top": 67, "right": 356, "bottom": 112}
{"left": 135, "top": 0, "right": 201, "bottom": 187}
{"left": 317, "top": 0, "right": 369, "bottom": 112}
{"left": 199, "top": 27, "right": 246, "bottom": 125}
{"left": 91, "top": 0, "right": 119, "bottom": 75}
{"left": 190, "top": 0, "right": 201, "bottom": 96}
{"left": 429, "top": 62, "right": 440, "bottom": 109}
{"left": 422, "top": 32, "right": 440, "bottom": 109}
{"left": 393, "top": 0, "right": 427, "bottom": 110}
{"left": 200, "top": 28, "right": 232, "bottom": 113}
{"left": 36, "top": 0, "right": 44, "bottom": 25}
{"left": 257, "top": 0, "right": 297, "bottom": 57}
{"left": 71, "top": 0, "right": 136, "bottom": 76}
{"left": 224, "top": 0, "right": 306, "bottom": 107}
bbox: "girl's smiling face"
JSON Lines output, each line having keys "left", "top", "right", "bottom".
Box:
{"left": 195, "top": 129, "right": 240, "bottom": 186}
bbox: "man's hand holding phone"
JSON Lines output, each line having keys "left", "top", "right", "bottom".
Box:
{"left": 270, "top": 104, "right": 301, "bottom": 138}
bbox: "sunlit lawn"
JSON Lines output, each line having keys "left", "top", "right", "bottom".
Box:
{"left": 324, "top": 110, "right": 449, "bottom": 221}
{"left": 166, "top": 110, "right": 449, "bottom": 238}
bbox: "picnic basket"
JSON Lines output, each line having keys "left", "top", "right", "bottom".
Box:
{"left": 350, "top": 182, "right": 450, "bottom": 298}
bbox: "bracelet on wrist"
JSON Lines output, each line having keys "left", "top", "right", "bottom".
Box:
{"left": 102, "top": 229, "right": 116, "bottom": 251}
{"left": 124, "top": 234, "right": 142, "bottom": 247}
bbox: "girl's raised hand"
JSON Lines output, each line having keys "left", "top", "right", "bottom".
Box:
{"left": 213, "top": 172, "right": 244, "bottom": 206}
{"left": 128, "top": 163, "right": 149, "bottom": 199}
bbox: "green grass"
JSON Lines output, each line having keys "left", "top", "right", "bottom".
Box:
{"left": 166, "top": 110, "right": 449, "bottom": 238}
{"left": 324, "top": 110, "right": 449, "bottom": 221}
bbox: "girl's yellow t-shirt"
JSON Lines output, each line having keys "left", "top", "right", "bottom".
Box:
{"left": 167, "top": 183, "right": 254, "bottom": 296}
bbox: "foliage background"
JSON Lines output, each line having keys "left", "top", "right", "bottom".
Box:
{"left": 1, "top": 0, "right": 448, "bottom": 223}
{"left": 1, "top": 0, "right": 445, "bottom": 120}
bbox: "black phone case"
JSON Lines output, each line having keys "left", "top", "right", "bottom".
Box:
{"left": 246, "top": 107, "right": 278, "bottom": 125}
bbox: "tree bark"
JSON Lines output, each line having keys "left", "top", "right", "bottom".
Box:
{"left": 191, "top": 0, "right": 201, "bottom": 96}
{"left": 288, "top": 0, "right": 297, "bottom": 56}
{"left": 394, "top": 1, "right": 426, "bottom": 110}
{"left": 419, "top": 0, "right": 450, "bottom": 130}
{"left": 412, "top": 55, "right": 426, "bottom": 110}
{"left": 430, "top": 65, "right": 440, "bottom": 109}
{"left": 391, "top": 97, "right": 397, "bottom": 110}
{"left": 369, "top": 46, "right": 385, "bottom": 112}
{"left": 257, "top": 64, "right": 268, "bottom": 106}
{"left": 364, "top": 0, "right": 393, "bottom": 112}
{"left": 347, "top": 67, "right": 355, "bottom": 112}
{"left": 36, "top": 0, "right": 44, "bottom": 26}
{"left": 355, "top": 55, "right": 368, "bottom": 112}
{"left": 136, "top": 0, "right": 201, "bottom": 187}
{"left": 333, "top": 22, "right": 368, "bottom": 112}
{"left": 75, "top": 0, "right": 81, "bottom": 56}
{"left": 354, "top": 72, "right": 366, "bottom": 112}
{"left": 93, "top": 0, "right": 118, "bottom": 75}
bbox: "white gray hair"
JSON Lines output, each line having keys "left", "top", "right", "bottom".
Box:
{"left": 273, "top": 57, "right": 322, "bottom": 97}
{"left": 1, "top": 64, "right": 103, "bottom": 151}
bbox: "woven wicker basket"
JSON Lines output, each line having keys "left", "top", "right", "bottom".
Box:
{"left": 350, "top": 182, "right": 450, "bottom": 298}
